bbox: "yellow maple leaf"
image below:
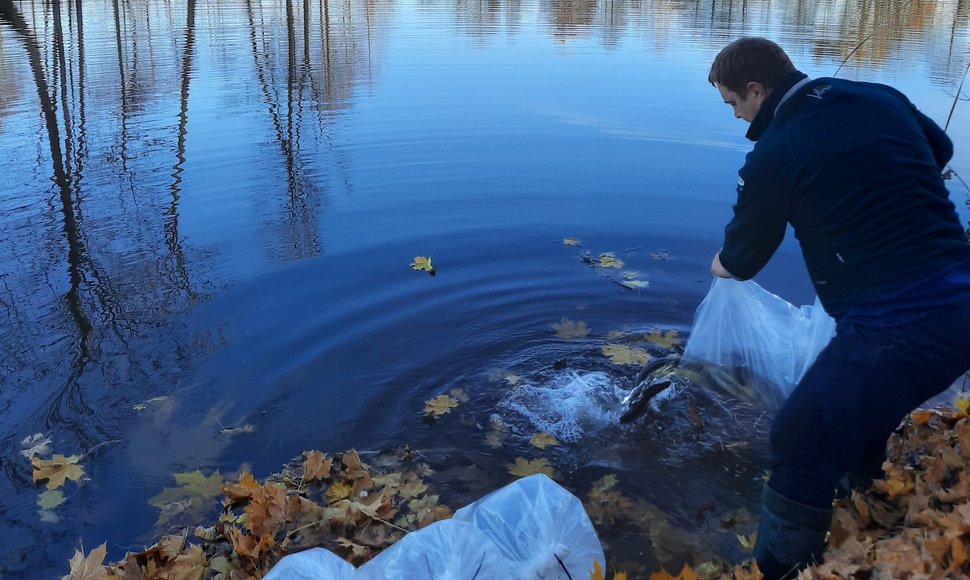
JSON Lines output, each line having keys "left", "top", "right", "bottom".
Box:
{"left": 645, "top": 329, "right": 682, "bottom": 348}
{"left": 736, "top": 532, "right": 757, "bottom": 550}
{"left": 590, "top": 560, "right": 605, "bottom": 580}
{"left": 552, "top": 317, "right": 590, "bottom": 339}
{"left": 507, "top": 457, "right": 555, "bottom": 478}
{"left": 530, "top": 433, "right": 560, "bottom": 449}
{"left": 65, "top": 542, "right": 107, "bottom": 579}
{"left": 602, "top": 344, "right": 650, "bottom": 365}
{"left": 955, "top": 397, "right": 969, "bottom": 415}
{"left": 31, "top": 454, "right": 84, "bottom": 490}
{"left": 648, "top": 564, "right": 699, "bottom": 580}
{"left": 563, "top": 237, "right": 583, "bottom": 246}
{"left": 326, "top": 482, "right": 352, "bottom": 504}
{"left": 424, "top": 394, "right": 459, "bottom": 416}
{"left": 399, "top": 479, "right": 428, "bottom": 499}
{"left": 613, "top": 573, "right": 629, "bottom": 580}
{"left": 598, "top": 253, "right": 624, "bottom": 268}
{"left": 410, "top": 256, "right": 435, "bottom": 273}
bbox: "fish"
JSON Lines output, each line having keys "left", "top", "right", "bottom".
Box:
{"left": 619, "top": 378, "right": 672, "bottom": 423}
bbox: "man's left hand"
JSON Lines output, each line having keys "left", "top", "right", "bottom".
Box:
{"left": 711, "top": 253, "right": 734, "bottom": 278}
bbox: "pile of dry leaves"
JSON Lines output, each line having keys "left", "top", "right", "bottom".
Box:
{"left": 59, "top": 400, "right": 970, "bottom": 579}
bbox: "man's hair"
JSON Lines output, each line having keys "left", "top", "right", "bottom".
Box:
{"left": 708, "top": 37, "right": 795, "bottom": 97}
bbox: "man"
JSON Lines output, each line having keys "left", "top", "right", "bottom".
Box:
{"left": 707, "top": 37, "right": 970, "bottom": 578}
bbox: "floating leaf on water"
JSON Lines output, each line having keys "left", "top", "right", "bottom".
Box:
{"left": 645, "top": 329, "right": 681, "bottom": 348}
{"left": 38, "top": 489, "right": 67, "bottom": 510}
{"left": 220, "top": 424, "right": 255, "bottom": 436}
{"left": 736, "top": 532, "right": 757, "bottom": 550}
{"left": 598, "top": 253, "right": 624, "bottom": 268}
{"left": 590, "top": 560, "right": 605, "bottom": 580}
{"left": 20, "top": 433, "right": 51, "bottom": 459}
{"left": 149, "top": 470, "right": 224, "bottom": 508}
{"left": 410, "top": 256, "right": 435, "bottom": 274}
{"left": 606, "top": 330, "right": 625, "bottom": 340}
{"left": 31, "top": 454, "right": 84, "bottom": 490}
{"left": 504, "top": 373, "right": 522, "bottom": 387}
{"left": 552, "top": 317, "right": 590, "bottom": 339}
{"left": 65, "top": 543, "right": 107, "bottom": 579}
{"left": 620, "top": 279, "right": 649, "bottom": 290}
{"left": 507, "top": 457, "right": 555, "bottom": 478}
{"left": 39, "top": 509, "right": 59, "bottom": 524}
{"left": 602, "top": 344, "right": 649, "bottom": 365}
{"left": 622, "top": 271, "right": 639, "bottom": 280}
{"left": 132, "top": 396, "right": 173, "bottom": 411}
{"left": 485, "top": 430, "right": 504, "bottom": 449}
{"left": 650, "top": 250, "right": 671, "bottom": 260}
{"left": 563, "top": 237, "right": 583, "bottom": 246}
{"left": 530, "top": 433, "right": 559, "bottom": 450}
{"left": 424, "top": 394, "right": 459, "bottom": 417}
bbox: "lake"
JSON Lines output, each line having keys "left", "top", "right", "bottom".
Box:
{"left": 1, "top": 0, "right": 968, "bottom": 576}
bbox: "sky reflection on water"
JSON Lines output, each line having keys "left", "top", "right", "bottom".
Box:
{"left": 0, "top": 0, "right": 968, "bottom": 575}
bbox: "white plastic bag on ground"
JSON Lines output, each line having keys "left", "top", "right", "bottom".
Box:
{"left": 356, "top": 519, "right": 512, "bottom": 580}
{"left": 264, "top": 547, "right": 356, "bottom": 580}
{"left": 452, "top": 473, "right": 605, "bottom": 579}
{"left": 683, "top": 278, "right": 836, "bottom": 398}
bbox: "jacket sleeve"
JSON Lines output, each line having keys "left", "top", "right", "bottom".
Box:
{"left": 912, "top": 105, "right": 953, "bottom": 170}
{"left": 718, "top": 150, "right": 791, "bottom": 280}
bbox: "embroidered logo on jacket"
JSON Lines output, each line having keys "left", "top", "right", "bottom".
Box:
{"left": 807, "top": 85, "right": 831, "bottom": 100}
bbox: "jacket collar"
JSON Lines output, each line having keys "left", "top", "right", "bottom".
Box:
{"left": 745, "top": 70, "right": 809, "bottom": 142}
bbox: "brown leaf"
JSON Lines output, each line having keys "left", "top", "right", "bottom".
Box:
{"left": 66, "top": 543, "right": 107, "bottom": 579}
{"left": 529, "top": 433, "right": 559, "bottom": 450}
{"left": 302, "top": 451, "right": 333, "bottom": 483}
{"left": 32, "top": 454, "right": 85, "bottom": 490}
{"left": 507, "top": 457, "right": 555, "bottom": 478}
{"left": 423, "top": 395, "right": 459, "bottom": 417}
{"left": 222, "top": 471, "right": 260, "bottom": 502}
{"left": 647, "top": 564, "right": 698, "bottom": 580}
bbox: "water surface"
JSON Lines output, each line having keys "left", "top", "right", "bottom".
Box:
{"left": 1, "top": 0, "right": 968, "bottom": 576}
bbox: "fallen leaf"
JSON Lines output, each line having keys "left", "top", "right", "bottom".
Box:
{"left": 648, "top": 564, "right": 698, "bottom": 580}
{"left": 65, "top": 542, "right": 107, "bottom": 579}
{"left": 507, "top": 457, "right": 555, "bottom": 478}
{"left": 530, "top": 433, "right": 559, "bottom": 449}
{"left": 38, "top": 489, "right": 67, "bottom": 510}
{"left": 40, "top": 509, "right": 59, "bottom": 523}
{"left": 32, "top": 454, "right": 84, "bottom": 490}
{"left": 326, "top": 482, "right": 352, "bottom": 504}
{"left": 736, "top": 532, "right": 757, "bottom": 550}
{"left": 613, "top": 573, "right": 630, "bottom": 580}
{"left": 955, "top": 397, "right": 969, "bottom": 415}
{"left": 302, "top": 451, "right": 333, "bottom": 483}
{"left": 912, "top": 410, "right": 935, "bottom": 425}
{"left": 20, "top": 433, "right": 51, "bottom": 459}
{"left": 563, "top": 238, "right": 583, "bottom": 246}
{"left": 650, "top": 250, "right": 671, "bottom": 260}
{"left": 620, "top": 279, "right": 649, "bottom": 290}
{"left": 598, "top": 253, "right": 624, "bottom": 268}
{"left": 645, "top": 329, "right": 682, "bottom": 348}
{"left": 485, "top": 431, "right": 504, "bottom": 449}
{"left": 424, "top": 394, "right": 459, "bottom": 417}
{"left": 602, "top": 344, "right": 649, "bottom": 365}
{"left": 552, "top": 317, "right": 590, "bottom": 339}
{"left": 223, "top": 471, "right": 261, "bottom": 501}
{"left": 132, "top": 396, "right": 173, "bottom": 411}
{"left": 590, "top": 560, "right": 605, "bottom": 580}
{"left": 410, "top": 256, "right": 435, "bottom": 273}
{"left": 399, "top": 479, "right": 428, "bottom": 499}
{"left": 504, "top": 373, "right": 522, "bottom": 386}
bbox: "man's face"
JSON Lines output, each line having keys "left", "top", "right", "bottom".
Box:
{"left": 717, "top": 82, "right": 765, "bottom": 123}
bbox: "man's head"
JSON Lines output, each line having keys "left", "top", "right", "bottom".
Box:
{"left": 709, "top": 37, "right": 795, "bottom": 123}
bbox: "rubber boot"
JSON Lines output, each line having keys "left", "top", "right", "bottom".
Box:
{"left": 753, "top": 484, "right": 832, "bottom": 580}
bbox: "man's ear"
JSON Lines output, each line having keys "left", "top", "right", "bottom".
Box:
{"left": 745, "top": 81, "right": 767, "bottom": 101}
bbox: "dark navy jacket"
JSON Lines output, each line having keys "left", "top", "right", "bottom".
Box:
{"left": 719, "top": 72, "right": 970, "bottom": 317}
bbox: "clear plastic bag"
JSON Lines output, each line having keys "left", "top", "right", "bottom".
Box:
{"left": 357, "top": 519, "right": 512, "bottom": 580}
{"left": 452, "top": 473, "right": 605, "bottom": 579}
{"left": 264, "top": 547, "right": 356, "bottom": 580}
{"left": 263, "top": 474, "right": 604, "bottom": 579}
{"left": 682, "top": 278, "right": 836, "bottom": 399}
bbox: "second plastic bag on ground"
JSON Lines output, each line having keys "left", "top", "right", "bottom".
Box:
{"left": 682, "top": 278, "right": 836, "bottom": 399}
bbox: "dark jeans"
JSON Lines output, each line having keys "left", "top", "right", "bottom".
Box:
{"left": 767, "top": 296, "right": 970, "bottom": 509}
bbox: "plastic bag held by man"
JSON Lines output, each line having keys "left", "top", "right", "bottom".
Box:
{"left": 683, "top": 278, "right": 835, "bottom": 399}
